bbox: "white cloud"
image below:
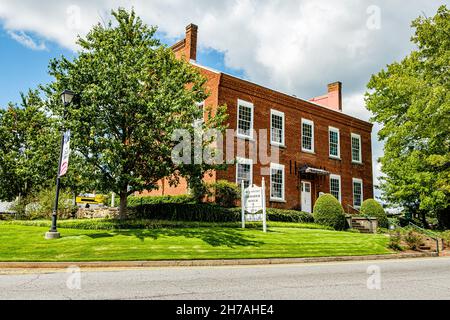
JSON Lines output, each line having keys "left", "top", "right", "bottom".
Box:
{"left": 6, "top": 30, "right": 47, "bottom": 50}
{"left": 0, "top": 0, "right": 445, "bottom": 193}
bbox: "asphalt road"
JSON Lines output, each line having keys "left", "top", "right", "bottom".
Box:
{"left": 1, "top": 257, "right": 450, "bottom": 300}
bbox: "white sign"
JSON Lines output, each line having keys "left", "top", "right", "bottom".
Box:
{"left": 244, "top": 186, "right": 263, "bottom": 214}
{"left": 241, "top": 178, "right": 267, "bottom": 232}
{"left": 59, "top": 130, "right": 71, "bottom": 177}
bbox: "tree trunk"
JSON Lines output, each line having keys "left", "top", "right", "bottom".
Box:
{"left": 420, "top": 210, "right": 429, "bottom": 229}
{"left": 119, "top": 192, "right": 128, "bottom": 220}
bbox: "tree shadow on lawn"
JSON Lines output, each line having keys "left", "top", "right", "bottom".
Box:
{"left": 87, "top": 228, "right": 264, "bottom": 248}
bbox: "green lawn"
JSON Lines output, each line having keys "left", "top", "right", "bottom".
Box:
{"left": 0, "top": 223, "right": 392, "bottom": 262}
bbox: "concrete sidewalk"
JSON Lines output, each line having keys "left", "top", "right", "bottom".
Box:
{"left": 0, "top": 252, "right": 437, "bottom": 269}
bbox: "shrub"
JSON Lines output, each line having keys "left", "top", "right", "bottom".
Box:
{"left": 403, "top": 230, "right": 423, "bottom": 250}
{"left": 313, "top": 194, "right": 347, "bottom": 230}
{"left": 360, "top": 199, "right": 389, "bottom": 228}
{"left": 11, "top": 188, "right": 77, "bottom": 220}
{"left": 208, "top": 180, "right": 239, "bottom": 208}
{"left": 388, "top": 231, "right": 403, "bottom": 251}
{"left": 127, "top": 194, "right": 195, "bottom": 207}
{"left": 129, "top": 203, "right": 313, "bottom": 223}
{"left": 266, "top": 208, "right": 313, "bottom": 223}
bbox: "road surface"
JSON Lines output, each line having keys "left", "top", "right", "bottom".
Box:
{"left": 1, "top": 257, "right": 450, "bottom": 300}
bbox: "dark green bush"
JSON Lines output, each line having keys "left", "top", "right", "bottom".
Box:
{"left": 313, "top": 194, "right": 346, "bottom": 230}
{"left": 360, "top": 199, "right": 389, "bottom": 228}
{"left": 129, "top": 203, "right": 313, "bottom": 223}
{"left": 208, "top": 180, "right": 239, "bottom": 208}
{"left": 127, "top": 194, "right": 195, "bottom": 207}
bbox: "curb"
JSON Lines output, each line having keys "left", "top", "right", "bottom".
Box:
{"left": 0, "top": 252, "right": 438, "bottom": 269}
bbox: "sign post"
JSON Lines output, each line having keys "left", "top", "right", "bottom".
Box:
{"left": 241, "top": 180, "right": 245, "bottom": 229}
{"left": 241, "top": 178, "right": 267, "bottom": 232}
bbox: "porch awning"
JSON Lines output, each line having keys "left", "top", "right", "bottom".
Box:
{"left": 299, "top": 165, "right": 330, "bottom": 176}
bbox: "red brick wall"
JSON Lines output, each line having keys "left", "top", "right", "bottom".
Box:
{"left": 215, "top": 74, "right": 373, "bottom": 211}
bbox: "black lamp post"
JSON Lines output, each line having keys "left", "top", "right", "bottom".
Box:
{"left": 45, "top": 90, "right": 75, "bottom": 240}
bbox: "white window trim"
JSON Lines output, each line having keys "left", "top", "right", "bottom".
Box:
{"left": 328, "top": 126, "right": 341, "bottom": 159}
{"left": 270, "top": 163, "right": 285, "bottom": 202}
{"left": 270, "top": 109, "right": 285, "bottom": 147}
{"left": 235, "top": 157, "right": 253, "bottom": 187}
{"left": 352, "top": 178, "right": 363, "bottom": 209}
{"left": 301, "top": 118, "right": 315, "bottom": 153}
{"left": 236, "top": 99, "right": 254, "bottom": 140}
{"left": 351, "top": 133, "right": 362, "bottom": 164}
{"left": 329, "top": 174, "right": 342, "bottom": 203}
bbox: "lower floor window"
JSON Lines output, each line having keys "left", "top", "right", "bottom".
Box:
{"left": 353, "top": 178, "right": 363, "bottom": 208}
{"left": 236, "top": 158, "right": 253, "bottom": 189}
{"left": 330, "top": 175, "right": 341, "bottom": 202}
{"left": 270, "top": 163, "right": 285, "bottom": 201}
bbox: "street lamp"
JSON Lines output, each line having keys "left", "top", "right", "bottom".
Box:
{"left": 45, "top": 90, "right": 76, "bottom": 240}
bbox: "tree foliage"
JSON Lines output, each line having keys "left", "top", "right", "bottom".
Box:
{"left": 43, "top": 8, "right": 227, "bottom": 218}
{"left": 365, "top": 5, "right": 450, "bottom": 228}
{"left": 0, "top": 90, "right": 59, "bottom": 201}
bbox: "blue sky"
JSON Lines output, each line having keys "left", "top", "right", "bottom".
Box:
{"left": 0, "top": 0, "right": 446, "bottom": 198}
{"left": 0, "top": 28, "right": 244, "bottom": 108}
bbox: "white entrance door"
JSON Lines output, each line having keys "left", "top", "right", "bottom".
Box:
{"left": 301, "top": 181, "right": 312, "bottom": 213}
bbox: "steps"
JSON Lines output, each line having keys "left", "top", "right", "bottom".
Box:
{"left": 351, "top": 221, "right": 371, "bottom": 234}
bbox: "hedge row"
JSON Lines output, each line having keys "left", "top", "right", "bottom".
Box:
{"left": 129, "top": 204, "right": 313, "bottom": 223}
{"left": 127, "top": 195, "right": 195, "bottom": 207}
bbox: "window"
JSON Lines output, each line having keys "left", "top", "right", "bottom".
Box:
{"left": 193, "top": 101, "right": 205, "bottom": 127}
{"left": 353, "top": 178, "right": 363, "bottom": 208}
{"left": 330, "top": 174, "right": 341, "bottom": 203}
{"left": 271, "top": 109, "right": 285, "bottom": 146}
{"left": 270, "top": 163, "right": 285, "bottom": 201}
{"left": 237, "top": 99, "right": 254, "bottom": 139}
{"left": 301, "top": 119, "right": 314, "bottom": 152}
{"left": 236, "top": 158, "right": 253, "bottom": 188}
{"left": 351, "top": 133, "right": 362, "bottom": 163}
{"left": 329, "top": 127, "right": 340, "bottom": 158}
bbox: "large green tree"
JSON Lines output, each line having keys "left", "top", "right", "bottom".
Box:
{"left": 43, "top": 8, "right": 226, "bottom": 218}
{"left": 365, "top": 5, "right": 449, "bottom": 228}
{"left": 0, "top": 90, "right": 59, "bottom": 201}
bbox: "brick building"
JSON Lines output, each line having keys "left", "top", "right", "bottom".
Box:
{"left": 146, "top": 24, "right": 373, "bottom": 213}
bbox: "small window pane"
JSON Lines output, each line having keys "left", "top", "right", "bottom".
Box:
{"left": 302, "top": 122, "right": 313, "bottom": 151}
{"left": 329, "top": 130, "right": 339, "bottom": 157}
{"left": 271, "top": 167, "right": 284, "bottom": 199}
{"left": 238, "top": 104, "right": 252, "bottom": 137}
{"left": 271, "top": 113, "right": 283, "bottom": 144}
{"left": 237, "top": 163, "right": 251, "bottom": 188}
{"left": 352, "top": 135, "right": 361, "bottom": 162}
{"left": 330, "top": 177, "right": 340, "bottom": 201}
{"left": 353, "top": 181, "right": 362, "bottom": 207}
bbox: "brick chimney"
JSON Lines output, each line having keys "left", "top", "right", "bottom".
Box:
{"left": 327, "top": 81, "right": 342, "bottom": 111}
{"left": 185, "top": 24, "right": 198, "bottom": 61}
{"left": 309, "top": 81, "right": 343, "bottom": 112}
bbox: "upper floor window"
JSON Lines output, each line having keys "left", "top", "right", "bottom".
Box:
{"left": 236, "top": 157, "right": 253, "bottom": 189}
{"left": 351, "top": 133, "right": 362, "bottom": 163}
{"left": 353, "top": 178, "right": 363, "bottom": 208}
{"left": 329, "top": 127, "right": 340, "bottom": 159}
{"left": 270, "top": 109, "right": 285, "bottom": 146}
{"left": 330, "top": 174, "right": 341, "bottom": 203}
{"left": 270, "top": 163, "right": 285, "bottom": 201}
{"left": 301, "top": 119, "right": 314, "bottom": 153}
{"left": 237, "top": 99, "right": 254, "bottom": 139}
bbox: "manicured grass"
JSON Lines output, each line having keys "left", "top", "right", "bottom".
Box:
{"left": 0, "top": 219, "right": 331, "bottom": 231}
{"left": 0, "top": 223, "right": 392, "bottom": 262}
